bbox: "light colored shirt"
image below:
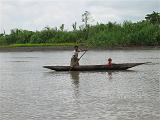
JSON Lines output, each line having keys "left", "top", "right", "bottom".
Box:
{"left": 73, "top": 50, "right": 79, "bottom": 58}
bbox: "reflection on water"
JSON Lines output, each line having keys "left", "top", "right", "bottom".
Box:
{"left": 70, "top": 71, "right": 80, "bottom": 82}
{"left": 70, "top": 71, "right": 80, "bottom": 99}
{"left": 107, "top": 72, "right": 113, "bottom": 80}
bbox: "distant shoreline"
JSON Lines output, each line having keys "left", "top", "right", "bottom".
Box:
{"left": 0, "top": 46, "right": 160, "bottom": 52}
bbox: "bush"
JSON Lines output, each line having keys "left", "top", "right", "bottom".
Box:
{"left": 0, "top": 20, "right": 160, "bottom": 47}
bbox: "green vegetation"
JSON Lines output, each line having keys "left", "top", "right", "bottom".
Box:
{"left": 9, "top": 43, "right": 76, "bottom": 47}
{"left": 0, "top": 11, "right": 160, "bottom": 47}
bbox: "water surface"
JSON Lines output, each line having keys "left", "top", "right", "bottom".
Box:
{"left": 0, "top": 50, "right": 160, "bottom": 120}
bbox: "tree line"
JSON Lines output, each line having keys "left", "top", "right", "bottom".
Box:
{"left": 0, "top": 11, "right": 160, "bottom": 47}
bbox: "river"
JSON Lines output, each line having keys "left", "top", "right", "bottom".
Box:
{"left": 0, "top": 50, "right": 160, "bottom": 120}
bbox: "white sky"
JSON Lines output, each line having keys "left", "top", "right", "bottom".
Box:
{"left": 0, "top": 0, "right": 159, "bottom": 33}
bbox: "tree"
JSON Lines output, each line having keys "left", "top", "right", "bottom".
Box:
{"left": 72, "top": 22, "right": 77, "bottom": 31}
{"left": 82, "top": 11, "right": 92, "bottom": 41}
{"left": 44, "top": 26, "right": 51, "bottom": 30}
{"left": 82, "top": 11, "right": 91, "bottom": 28}
{"left": 60, "top": 24, "right": 64, "bottom": 31}
{"left": 145, "top": 11, "right": 160, "bottom": 24}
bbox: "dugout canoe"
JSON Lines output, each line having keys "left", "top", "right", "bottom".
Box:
{"left": 43, "top": 62, "right": 148, "bottom": 71}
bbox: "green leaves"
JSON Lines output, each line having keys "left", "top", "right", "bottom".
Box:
{"left": 145, "top": 11, "right": 160, "bottom": 24}
{"left": 0, "top": 12, "right": 160, "bottom": 47}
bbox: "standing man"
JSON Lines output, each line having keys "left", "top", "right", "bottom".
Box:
{"left": 70, "top": 46, "right": 86, "bottom": 67}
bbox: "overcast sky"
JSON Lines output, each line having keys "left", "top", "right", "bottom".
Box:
{"left": 0, "top": 0, "right": 159, "bottom": 33}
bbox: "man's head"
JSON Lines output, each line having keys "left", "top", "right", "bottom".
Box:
{"left": 74, "top": 45, "right": 78, "bottom": 50}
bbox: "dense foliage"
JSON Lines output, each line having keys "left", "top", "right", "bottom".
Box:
{"left": 0, "top": 11, "right": 160, "bottom": 47}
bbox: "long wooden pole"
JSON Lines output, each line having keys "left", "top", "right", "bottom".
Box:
{"left": 78, "top": 50, "right": 87, "bottom": 61}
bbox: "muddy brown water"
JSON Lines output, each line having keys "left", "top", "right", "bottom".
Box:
{"left": 0, "top": 50, "right": 160, "bottom": 120}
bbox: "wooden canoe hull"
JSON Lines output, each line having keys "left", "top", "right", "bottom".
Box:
{"left": 43, "top": 63, "right": 147, "bottom": 71}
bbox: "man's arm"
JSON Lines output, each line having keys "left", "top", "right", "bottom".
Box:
{"left": 78, "top": 48, "right": 87, "bottom": 52}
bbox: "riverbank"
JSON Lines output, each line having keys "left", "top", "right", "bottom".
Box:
{"left": 0, "top": 43, "right": 75, "bottom": 52}
{"left": 0, "top": 45, "right": 160, "bottom": 52}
